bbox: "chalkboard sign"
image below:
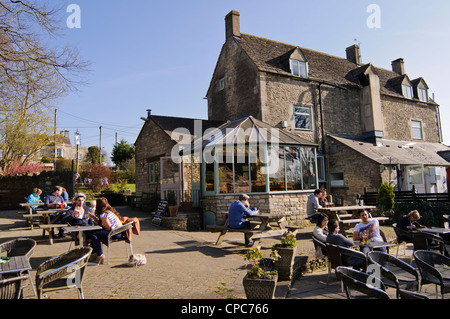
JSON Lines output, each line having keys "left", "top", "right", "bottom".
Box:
{"left": 151, "top": 200, "right": 168, "bottom": 226}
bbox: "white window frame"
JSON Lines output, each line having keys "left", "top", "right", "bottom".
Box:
{"left": 418, "top": 88, "right": 428, "bottom": 102}
{"left": 411, "top": 120, "right": 423, "bottom": 140}
{"left": 290, "top": 59, "right": 308, "bottom": 78}
{"left": 402, "top": 84, "right": 414, "bottom": 99}
{"left": 294, "top": 105, "right": 312, "bottom": 131}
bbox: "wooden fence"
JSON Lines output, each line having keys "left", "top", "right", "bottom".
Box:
{"left": 362, "top": 186, "right": 450, "bottom": 206}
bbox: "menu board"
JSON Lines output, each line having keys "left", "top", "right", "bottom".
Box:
{"left": 151, "top": 201, "right": 168, "bottom": 226}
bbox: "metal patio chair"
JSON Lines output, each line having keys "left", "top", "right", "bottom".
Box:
{"left": 413, "top": 250, "right": 450, "bottom": 299}
{"left": 336, "top": 266, "right": 389, "bottom": 299}
{"left": 102, "top": 221, "right": 134, "bottom": 265}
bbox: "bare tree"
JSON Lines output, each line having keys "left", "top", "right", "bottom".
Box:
{"left": 0, "top": 0, "right": 89, "bottom": 171}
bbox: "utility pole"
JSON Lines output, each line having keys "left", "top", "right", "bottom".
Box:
{"left": 54, "top": 109, "right": 57, "bottom": 169}
{"left": 99, "top": 125, "right": 102, "bottom": 164}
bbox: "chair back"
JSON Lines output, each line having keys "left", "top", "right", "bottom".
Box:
{"left": 0, "top": 275, "right": 29, "bottom": 299}
{"left": 336, "top": 266, "right": 389, "bottom": 299}
{"left": 398, "top": 289, "right": 429, "bottom": 299}
{"left": 109, "top": 221, "right": 134, "bottom": 243}
{"left": 325, "top": 243, "right": 342, "bottom": 270}
{"left": 312, "top": 235, "right": 327, "bottom": 257}
{"left": 392, "top": 223, "right": 413, "bottom": 243}
{"left": 0, "top": 238, "right": 36, "bottom": 258}
{"left": 36, "top": 247, "right": 92, "bottom": 298}
{"left": 412, "top": 232, "right": 444, "bottom": 254}
{"left": 414, "top": 250, "right": 448, "bottom": 284}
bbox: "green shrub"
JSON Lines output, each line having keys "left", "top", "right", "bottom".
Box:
{"left": 376, "top": 182, "right": 395, "bottom": 211}
{"left": 393, "top": 201, "right": 450, "bottom": 227}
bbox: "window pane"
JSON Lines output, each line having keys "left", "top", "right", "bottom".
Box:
{"left": 419, "top": 88, "right": 428, "bottom": 102}
{"left": 291, "top": 60, "right": 300, "bottom": 77}
{"left": 408, "top": 167, "right": 423, "bottom": 184}
{"left": 402, "top": 85, "right": 413, "bottom": 99}
{"left": 330, "top": 172, "right": 345, "bottom": 187}
{"left": 294, "top": 106, "right": 312, "bottom": 130}
{"left": 285, "top": 147, "right": 301, "bottom": 190}
{"left": 250, "top": 145, "right": 267, "bottom": 192}
{"left": 301, "top": 147, "right": 317, "bottom": 190}
{"left": 218, "top": 147, "right": 234, "bottom": 194}
{"left": 269, "top": 146, "right": 285, "bottom": 192}
{"left": 411, "top": 121, "right": 422, "bottom": 139}
{"left": 299, "top": 61, "right": 307, "bottom": 78}
{"left": 234, "top": 145, "right": 250, "bottom": 193}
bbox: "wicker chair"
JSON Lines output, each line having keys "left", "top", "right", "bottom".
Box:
{"left": 414, "top": 250, "right": 450, "bottom": 299}
{"left": 336, "top": 266, "right": 389, "bottom": 299}
{"left": 392, "top": 223, "right": 413, "bottom": 257}
{"left": 35, "top": 247, "right": 92, "bottom": 299}
{"left": 311, "top": 235, "right": 327, "bottom": 272}
{"left": 411, "top": 232, "right": 447, "bottom": 256}
{"left": 367, "top": 251, "right": 419, "bottom": 298}
{"left": 0, "top": 238, "right": 36, "bottom": 296}
{"left": 0, "top": 275, "right": 29, "bottom": 299}
{"left": 102, "top": 222, "right": 134, "bottom": 265}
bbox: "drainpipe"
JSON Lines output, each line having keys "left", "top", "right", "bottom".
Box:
{"left": 317, "top": 81, "right": 347, "bottom": 192}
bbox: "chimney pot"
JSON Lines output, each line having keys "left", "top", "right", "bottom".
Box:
{"left": 346, "top": 44, "right": 361, "bottom": 65}
{"left": 225, "top": 10, "right": 240, "bottom": 41}
{"left": 392, "top": 58, "right": 405, "bottom": 75}
{"left": 146, "top": 109, "right": 152, "bottom": 118}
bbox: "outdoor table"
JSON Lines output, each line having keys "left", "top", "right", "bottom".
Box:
{"left": 19, "top": 202, "right": 45, "bottom": 229}
{"left": 353, "top": 241, "right": 396, "bottom": 254}
{"left": 208, "top": 212, "right": 295, "bottom": 246}
{"left": 38, "top": 209, "right": 70, "bottom": 244}
{"left": 63, "top": 225, "right": 102, "bottom": 247}
{"left": 318, "top": 205, "right": 388, "bottom": 235}
{"left": 417, "top": 227, "right": 450, "bottom": 235}
{"left": 0, "top": 255, "right": 31, "bottom": 277}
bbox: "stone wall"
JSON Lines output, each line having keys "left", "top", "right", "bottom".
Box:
{"left": 203, "top": 192, "right": 310, "bottom": 226}
{"left": 134, "top": 119, "right": 177, "bottom": 196}
{"left": 0, "top": 171, "right": 74, "bottom": 210}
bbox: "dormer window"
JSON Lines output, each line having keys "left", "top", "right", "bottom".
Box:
{"left": 402, "top": 84, "right": 413, "bottom": 99}
{"left": 418, "top": 88, "right": 428, "bottom": 102}
{"left": 290, "top": 59, "right": 308, "bottom": 78}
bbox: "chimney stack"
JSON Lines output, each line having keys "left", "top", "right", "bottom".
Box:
{"left": 225, "top": 10, "right": 240, "bottom": 41}
{"left": 146, "top": 109, "right": 152, "bottom": 119}
{"left": 346, "top": 44, "right": 361, "bottom": 65}
{"left": 391, "top": 58, "right": 405, "bottom": 75}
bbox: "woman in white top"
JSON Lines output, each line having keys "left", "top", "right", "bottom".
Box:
{"left": 87, "top": 197, "right": 124, "bottom": 264}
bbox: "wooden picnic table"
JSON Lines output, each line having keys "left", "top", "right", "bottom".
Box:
{"left": 207, "top": 212, "right": 299, "bottom": 246}
{"left": 318, "top": 205, "right": 389, "bottom": 236}
{"left": 19, "top": 202, "right": 45, "bottom": 229}
{"left": 38, "top": 209, "right": 70, "bottom": 244}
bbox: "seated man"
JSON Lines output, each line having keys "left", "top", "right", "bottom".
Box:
{"left": 352, "top": 210, "right": 385, "bottom": 254}
{"left": 44, "top": 186, "right": 67, "bottom": 210}
{"left": 306, "top": 189, "right": 325, "bottom": 222}
{"left": 326, "top": 219, "right": 366, "bottom": 270}
{"left": 228, "top": 194, "right": 259, "bottom": 247}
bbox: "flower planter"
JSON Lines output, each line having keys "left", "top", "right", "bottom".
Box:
{"left": 243, "top": 273, "right": 278, "bottom": 299}
{"left": 272, "top": 246, "right": 296, "bottom": 281}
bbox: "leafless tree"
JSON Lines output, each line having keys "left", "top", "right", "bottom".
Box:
{"left": 0, "top": 0, "right": 89, "bottom": 171}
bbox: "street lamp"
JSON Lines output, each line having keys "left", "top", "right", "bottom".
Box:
{"left": 75, "top": 130, "right": 80, "bottom": 176}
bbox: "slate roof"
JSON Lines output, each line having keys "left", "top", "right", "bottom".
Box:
{"left": 329, "top": 134, "right": 450, "bottom": 166}
{"left": 181, "top": 116, "right": 318, "bottom": 155}
{"left": 234, "top": 34, "right": 437, "bottom": 104}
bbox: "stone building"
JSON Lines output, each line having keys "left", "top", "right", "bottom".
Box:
{"left": 206, "top": 10, "right": 450, "bottom": 205}
{"left": 135, "top": 11, "right": 450, "bottom": 224}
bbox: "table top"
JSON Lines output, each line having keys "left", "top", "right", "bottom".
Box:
{"left": 63, "top": 225, "right": 102, "bottom": 233}
{"left": 20, "top": 202, "right": 44, "bottom": 207}
{"left": 354, "top": 241, "right": 396, "bottom": 248}
{"left": 0, "top": 256, "right": 31, "bottom": 275}
{"left": 417, "top": 227, "right": 450, "bottom": 235}
{"left": 319, "top": 205, "right": 377, "bottom": 212}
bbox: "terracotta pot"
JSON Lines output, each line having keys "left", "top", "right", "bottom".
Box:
{"left": 168, "top": 206, "right": 178, "bottom": 217}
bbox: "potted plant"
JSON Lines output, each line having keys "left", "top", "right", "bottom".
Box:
{"left": 242, "top": 247, "right": 280, "bottom": 299}
{"left": 166, "top": 190, "right": 178, "bottom": 217}
{"left": 272, "top": 232, "right": 297, "bottom": 280}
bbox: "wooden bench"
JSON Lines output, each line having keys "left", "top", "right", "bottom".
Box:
{"left": 22, "top": 213, "right": 45, "bottom": 230}
{"left": 206, "top": 225, "right": 263, "bottom": 245}
{"left": 39, "top": 224, "right": 69, "bottom": 245}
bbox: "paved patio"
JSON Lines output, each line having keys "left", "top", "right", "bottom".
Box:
{"left": 0, "top": 205, "right": 448, "bottom": 300}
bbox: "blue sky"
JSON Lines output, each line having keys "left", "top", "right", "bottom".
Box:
{"left": 52, "top": 0, "right": 450, "bottom": 160}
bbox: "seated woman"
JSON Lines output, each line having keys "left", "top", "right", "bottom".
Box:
{"left": 313, "top": 214, "right": 328, "bottom": 258}
{"left": 87, "top": 197, "right": 124, "bottom": 264}
{"left": 326, "top": 219, "right": 366, "bottom": 270}
{"left": 27, "top": 188, "right": 43, "bottom": 211}
{"left": 397, "top": 210, "right": 427, "bottom": 231}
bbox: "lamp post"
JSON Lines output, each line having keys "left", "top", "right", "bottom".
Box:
{"left": 75, "top": 130, "right": 80, "bottom": 175}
